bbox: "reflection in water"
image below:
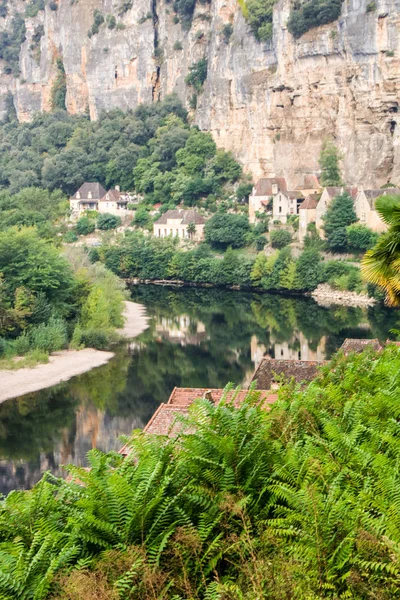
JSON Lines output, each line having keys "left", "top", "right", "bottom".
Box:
{"left": 0, "top": 286, "right": 398, "bottom": 494}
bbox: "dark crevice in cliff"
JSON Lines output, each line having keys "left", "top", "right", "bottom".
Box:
{"left": 151, "top": 0, "right": 161, "bottom": 102}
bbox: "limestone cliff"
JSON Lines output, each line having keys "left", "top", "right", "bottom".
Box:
{"left": 1, "top": 0, "right": 400, "bottom": 187}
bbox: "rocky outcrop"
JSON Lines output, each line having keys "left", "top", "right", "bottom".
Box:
{"left": 1, "top": 0, "right": 400, "bottom": 187}
{"left": 311, "top": 283, "right": 377, "bottom": 307}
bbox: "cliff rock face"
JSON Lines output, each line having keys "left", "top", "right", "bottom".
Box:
{"left": 2, "top": 0, "right": 400, "bottom": 187}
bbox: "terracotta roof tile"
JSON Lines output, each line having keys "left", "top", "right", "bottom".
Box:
{"left": 251, "top": 359, "right": 326, "bottom": 389}
{"left": 299, "top": 194, "right": 319, "bottom": 210}
{"left": 340, "top": 338, "right": 383, "bottom": 355}
{"left": 303, "top": 174, "right": 321, "bottom": 189}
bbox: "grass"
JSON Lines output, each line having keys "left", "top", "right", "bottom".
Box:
{"left": 0, "top": 349, "right": 49, "bottom": 370}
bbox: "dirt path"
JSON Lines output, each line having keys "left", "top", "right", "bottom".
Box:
{"left": 0, "top": 301, "right": 149, "bottom": 403}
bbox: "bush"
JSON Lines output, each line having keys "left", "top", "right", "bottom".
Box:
{"left": 346, "top": 224, "right": 379, "bottom": 253}
{"left": 173, "top": 41, "right": 183, "bottom": 50}
{"left": 288, "top": 0, "right": 343, "bottom": 39}
{"left": 255, "top": 236, "right": 266, "bottom": 251}
{"left": 13, "top": 332, "right": 32, "bottom": 356}
{"left": 76, "top": 216, "right": 96, "bottom": 236}
{"left": 185, "top": 58, "right": 208, "bottom": 92}
{"left": 222, "top": 23, "right": 233, "bottom": 42}
{"left": 246, "top": 0, "right": 274, "bottom": 41}
{"left": 205, "top": 213, "right": 250, "bottom": 249}
{"left": 270, "top": 228, "right": 291, "bottom": 249}
{"left": 97, "top": 213, "right": 122, "bottom": 231}
{"left": 78, "top": 328, "right": 118, "bottom": 349}
{"left": 64, "top": 230, "right": 78, "bottom": 243}
{"left": 106, "top": 14, "right": 116, "bottom": 29}
{"left": 29, "top": 317, "right": 67, "bottom": 352}
{"left": 0, "top": 337, "right": 6, "bottom": 356}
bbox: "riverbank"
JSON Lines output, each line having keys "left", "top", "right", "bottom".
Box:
{"left": 0, "top": 349, "right": 115, "bottom": 403}
{"left": 128, "top": 279, "right": 378, "bottom": 309}
{"left": 0, "top": 301, "right": 149, "bottom": 403}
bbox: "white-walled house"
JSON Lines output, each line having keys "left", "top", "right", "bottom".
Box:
{"left": 354, "top": 188, "right": 400, "bottom": 233}
{"left": 272, "top": 191, "right": 304, "bottom": 224}
{"left": 70, "top": 182, "right": 107, "bottom": 215}
{"left": 153, "top": 209, "right": 206, "bottom": 241}
{"left": 70, "top": 183, "right": 133, "bottom": 218}
{"left": 248, "top": 178, "right": 287, "bottom": 223}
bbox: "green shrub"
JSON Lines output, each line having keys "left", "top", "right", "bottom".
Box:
{"left": 288, "top": 0, "right": 343, "bottom": 39}
{"left": 346, "top": 224, "right": 379, "bottom": 253}
{"left": 205, "top": 213, "right": 250, "bottom": 249}
{"left": 0, "top": 337, "right": 6, "bottom": 356}
{"left": 79, "top": 328, "right": 117, "bottom": 349}
{"left": 246, "top": 0, "right": 275, "bottom": 41}
{"left": 97, "top": 213, "right": 122, "bottom": 231}
{"left": 51, "top": 57, "right": 67, "bottom": 111}
{"left": 106, "top": 14, "right": 116, "bottom": 29}
{"left": 0, "top": 14, "right": 26, "bottom": 76}
{"left": 366, "top": 1, "right": 376, "bottom": 12}
{"left": 185, "top": 58, "right": 208, "bottom": 92}
{"left": 25, "top": 0, "right": 45, "bottom": 18}
{"left": 13, "top": 332, "right": 31, "bottom": 355}
{"left": 222, "top": 22, "right": 233, "bottom": 42}
{"left": 76, "top": 216, "right": 96, "bottom": 236}
{"left": 255, "top": 236, "right": 266, "bottom": 250}
{"left": 29, "top": 316, "right": 67, "bottom": 352}
{"left": 64, "top": 230, "right": 78, "bottom": 243}
{"left": 270, "top": 228, "right": 291, "bottom": 249}
{"left": 173, "top": 40, "right": 183, "bottom": 50}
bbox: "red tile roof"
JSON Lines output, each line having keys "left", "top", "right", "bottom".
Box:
{"left": 340, "top": 338, "right": 383, "bottom": 355}
{"left": 167, "top": 387, "right": 275, "bottom": 407}
{"left": 303, "top": 174, "right": 321, "bottom": 189}
{"left": 299, "top": 194, "right": 319, "bottom": 210}
{"left": 251, "top": 359, "right": 326, "bottom": 389}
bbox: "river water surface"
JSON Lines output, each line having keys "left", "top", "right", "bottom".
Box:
{"left": 0, "top": 286, "right": 397, "bottom": 495}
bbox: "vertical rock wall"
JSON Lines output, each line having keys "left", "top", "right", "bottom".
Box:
{"left": 1, "top": 0, "right": 400, "bottom": 187}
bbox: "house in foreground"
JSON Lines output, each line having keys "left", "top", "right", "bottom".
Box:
{"left": 248, "top": 178, "right": 287, "bottom": 224}
{"left": 70, "top": 182, "right": 133, "bottom": 217}
{"left": 354, "top": 188, "right": 400, "bottom": 233}
{"left": 153, "top": 209, "right": 206, "bottom": 241}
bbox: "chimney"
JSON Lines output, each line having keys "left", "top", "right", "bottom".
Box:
{"left": 115, "top": 185, "right": 120, "bottom": 192}
{"left": 203, "top": 390, "right": 215, "bottom": 404}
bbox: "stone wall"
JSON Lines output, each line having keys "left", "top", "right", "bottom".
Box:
{"left": 1, "top": 0, "right": 400, "bottom": 187}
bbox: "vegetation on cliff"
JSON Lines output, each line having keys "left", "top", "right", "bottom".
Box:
{"left": 0, "top": 347, "right": 399, "bottom": 598}
{"left": 288, "top": 0, "right": 343, "bottom": 39}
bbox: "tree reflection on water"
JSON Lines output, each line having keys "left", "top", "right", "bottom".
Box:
{"left": 0, "top": 285, "right": 398, "bottom": 494}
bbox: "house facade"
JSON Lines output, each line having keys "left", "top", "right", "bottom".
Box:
{"left": 272, "top": 190, "right": 304, "bottom": 224}
{"left": 248, "top": 177, "right": 287, "bottom": 224}
{"left": 354, "top": 188, "right": 400, "bottom": 233}
{"left": 153, "top": 209, "right": 206, "bottom": 241}
{"left": 70, "top": 183, "right": 133, "bottom": 217}
{"left": 298, "top": 194, "right": 319, "bottom": 242}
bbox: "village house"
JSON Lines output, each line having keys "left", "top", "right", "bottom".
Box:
{"left": 153, "top": 209, "right": 206, "bottom": 241}
{"left": 298, "top": 194, "right": 319, "bottom": 242}
{"left": 354, "top": 188, "right": 400, "bottom": 233}
{"left": 248, "top": 177, "right": 287, "bottom": 224}
{"left": 272, "top": 190, "right": 304, "bottom": 224}
{"left": 70, "top": 182, "right": 133, "bottom": 218}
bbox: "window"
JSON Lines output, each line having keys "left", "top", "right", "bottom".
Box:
{"left": 76, "top": 192, "right": 80, "bottom": 199}
{"left": 361, "top": 212, "right": 366, "bottom": 222}
{"left": 88, "top": 191, "right": 92, "bottom": 199}
{"left": 279, "top": 206, "right": 282, "bottom": 213}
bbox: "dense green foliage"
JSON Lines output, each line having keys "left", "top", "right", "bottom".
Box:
{"left": 246, "top": 0, "right": 275, "bottom": 41}
{"left": 288, "top": 0, "right": 343, "bottom": 39}
{"left": 0, "top": 229, "right": 127, "bottom": 358}
{"left": 185, "top": 58, "right": 208, "bottom": 92}
{"left": 319, "top": 140, "right": 343, "bottom": 186}
{"left": 97, "top": 212, "right": 122, "bottom": 231}
{"left": 0, "top": 14, "right": 26, "bottom": 75}
{"left": 0, "top": 187, "right": 68, "bottom": 235}
{"left": 0, "top": 96, "right": 187, "bottom": 195}
{"left": 270, "top": 228, "right": 291, "bottom": 249}
{"left": 204, "top": 213, "right": 250, "bottom": 249}
{"left": 0, "top": 347, "right": 399, "bottom": 598}
{"left": 346, "top": 223, "right": 379, "bottom": 253}
{"left": 323, "top": 192, "right": 357, "bottom": 251}
{"left": 51, "top": 58, "right": 67, "bottom": 111}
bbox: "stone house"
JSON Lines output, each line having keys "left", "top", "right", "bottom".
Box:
{"left": 70, "top": 182, "right": 133, "bottom": 218}
{"left": 272, "top": 190, "right": 304, "bottom": 224}
{"left": 354, "top": 188, "right": 400, "bottom": 233}
{"left": 248, "top": 177, "right": 287, "bottom": 224}
{"left": 98, "top": 186, "right": 132, "bottom": 215}
{"left": 298, "top": 193, "right": 320, "bottom": 242}
{"left": 153, "top": 209, "right": 206, "bottom": 241}
{"left": 70, "top": 182, "right": 107, "bottom": 215}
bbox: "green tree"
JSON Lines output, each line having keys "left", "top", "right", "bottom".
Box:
{"left": 76, "top": 216, "right": 95, "bottom": 236}
{"left": 270, "top": 228, "right": 291, "bottom": 249}
{"left": 97, "top": 213, "right": 122, "bottom": 231}
{"left": 346, "top": 223, "right": 379, "bottom": 253}
{"left": 319, "top": 140, "right": 343, "bottom": 186}
{"left": 0, "top": 227, "right": 74, "bottom": 305}
{"left": 323, "top": 192, "right": 357, "bottom": 251}
{"left": 295, "top": 248, "right": 324, "bottom": 290}
{"left": 205, "top": 213, "right": 250, "bottom": 249}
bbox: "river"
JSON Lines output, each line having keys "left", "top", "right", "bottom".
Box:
{"left": 0, "top": 285, "right": 397, "bottom": 495}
